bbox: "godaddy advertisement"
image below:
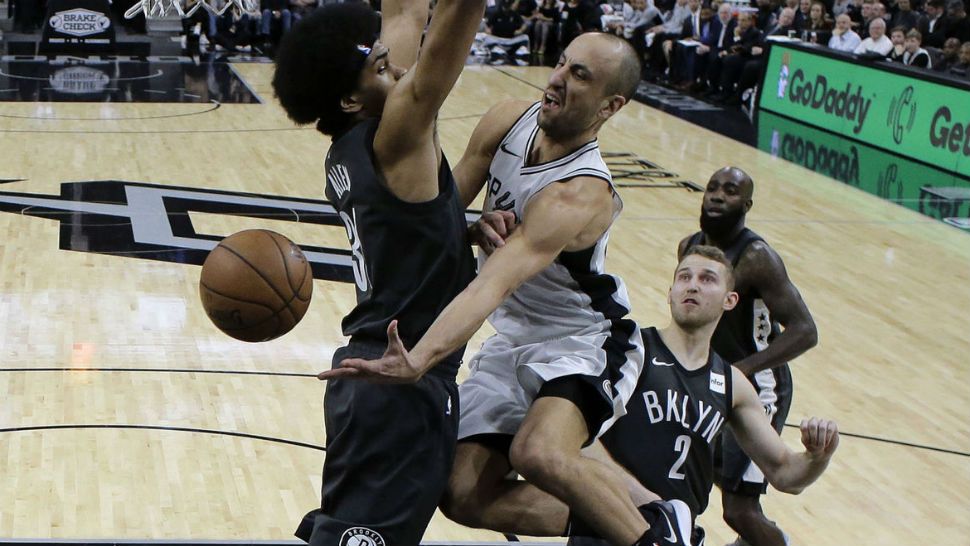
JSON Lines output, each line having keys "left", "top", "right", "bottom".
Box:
{"left": 758, "top": 110, "right": 970, "bottom": 229}
{"left": 759, "top": 43, "right": 970, "bottom": 179}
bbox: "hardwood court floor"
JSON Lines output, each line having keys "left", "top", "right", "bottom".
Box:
{"left": 0, "top": 63, "right": 967, "bottom": 545}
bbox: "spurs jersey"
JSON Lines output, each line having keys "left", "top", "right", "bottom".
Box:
{"left": 599, "top": 327, "right": 734, "bottom": 517}
{"left": 481, "top": 102, "right": 634, "bottom": 344}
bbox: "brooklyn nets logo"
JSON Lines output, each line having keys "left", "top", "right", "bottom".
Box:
{"left": 0, "top": 180, "right": 479, "bottom": 284}
{"left": 339, "top": 527, "right": 386, "bottom": 546}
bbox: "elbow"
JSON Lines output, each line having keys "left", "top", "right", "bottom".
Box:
{"left": 775, "top": 484, "right": 805, "bottom": 495}
{"left": 803, "top": 325, "right": 819, "bottom": 350}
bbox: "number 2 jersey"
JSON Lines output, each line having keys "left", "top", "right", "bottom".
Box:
{"left": 323, "top": 119, "right": 477, "bottom": 380}
{"left": 599, "top": 327, "right": 734, "bottom": 517}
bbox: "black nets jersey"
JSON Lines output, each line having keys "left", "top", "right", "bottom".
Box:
{"left": 685, "top": 228, "right": 779, "bottom": 364}
{"left": 324, "top": 119, "right": 477, "bottom": 379}
{"left": 599, "top": 327, "right": 733, "bottom": 516}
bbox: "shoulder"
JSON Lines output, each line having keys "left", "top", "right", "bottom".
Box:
{"left": 485, "top": 99, "right": 536, "bottom": 129}
{"left": 469, "top": 100, "right": 535, "bottom": 152}
{"left": 736, "top": 239, "right": 790, "bottom": 285}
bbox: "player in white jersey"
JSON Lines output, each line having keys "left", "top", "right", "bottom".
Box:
{"left": 320, "top": 32, "right": 694, "bottom": 546}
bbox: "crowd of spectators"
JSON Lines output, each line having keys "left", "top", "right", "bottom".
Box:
{"left": 477, "top": 0, "right": 970, "bottom": 105}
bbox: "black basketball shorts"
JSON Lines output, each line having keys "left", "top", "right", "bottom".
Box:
{"left": 715, "top": 363, "right": 793, "bottom": 496}
{"left": 295, "top": 340, "right": 460, "bottom": 546}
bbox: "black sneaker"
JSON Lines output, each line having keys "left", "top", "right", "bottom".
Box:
{"left": 648, "top": 499, "right": 693, "bottom": 546}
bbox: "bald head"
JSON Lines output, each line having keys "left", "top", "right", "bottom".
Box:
{"left": 711, "top": 166, "right": 754, "bottom": 200}
{"left": 578, "top": 32, "right": 642, "bottom": 101}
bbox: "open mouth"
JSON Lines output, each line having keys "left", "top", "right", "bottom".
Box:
{"left": 683, "top": 298, "right": 699, "bottom": 306}
{"left": 542, "top": 90, "right": 562, "bottom": 110}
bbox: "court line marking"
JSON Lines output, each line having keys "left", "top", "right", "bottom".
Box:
{"left": 0, "top": 101, "right": 221, "bottom": 121}
{"left": 0, "top": 424, "right": 326, "bottom": 452}
{"left": 0, "top": 112, "right": 483, "bottom": 133}
{"left": 0, "top": 373, "right": 966, "bottom": 458}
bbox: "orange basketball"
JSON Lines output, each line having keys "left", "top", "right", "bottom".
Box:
{"left": 199, "top": 229, "right": 313, "bottom": 342}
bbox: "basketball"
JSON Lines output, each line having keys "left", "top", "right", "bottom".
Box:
{"left": 199, "top": 229, "right": 313, "bottom": 342}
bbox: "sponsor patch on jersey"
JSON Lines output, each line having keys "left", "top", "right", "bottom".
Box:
{"left": 709, "top": 372, "right": 725, "bottom": 394}
{"left": 339, "top": 527, "right": 385, "bottom": 546}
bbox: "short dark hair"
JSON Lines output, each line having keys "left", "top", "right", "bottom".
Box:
{"left": 272, "top": 3, "right": 380, "bottom": 136}
{"left": 905, "top": 28, "right": 922, "bottom": 41}
{"left": 890, "top": 25, "right": 907, "bottom": 35}
{"left": 927, "top": 0, "right": 945, "bottom": 9}
{"left": 681, "top": 245, "right": 735, "bottom": 290}
{"left": 597, "top": 32, "right": 641, "bottom": 101}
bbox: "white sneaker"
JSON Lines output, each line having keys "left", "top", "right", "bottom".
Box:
{"left": 514, "top": 45, "right": 529, "bottom": 56}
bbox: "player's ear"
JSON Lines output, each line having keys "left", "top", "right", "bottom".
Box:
{"left": 744, "top": 198, "right": 753, "bottom": 212}
{"left": 599, "top": 95, "right": 627, "bottom": 120}
{"left": 667, "top": 286, "right": 673, "bottom": 305}
{"left": 340, "top": 93, "right": 364, "bottom": 115}
{"left": 723, "top": 290, "right": 739, "bottom": 311}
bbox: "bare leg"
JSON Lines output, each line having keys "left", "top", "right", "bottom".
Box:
{"left": 509, "top": 396, "right": 649, "bottom": 546}
{"left": 441, "top": 441, "right": 569, "bottom": 536}
{"left": 722, "top": 491, "right": 787, "bottom": 546}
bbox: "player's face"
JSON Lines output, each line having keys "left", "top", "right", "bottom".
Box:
{"left": 538, "top": 35, "right": 623, "bottom": 138}
{"left": 669, "top": 256, "right": 737, "bottom": 329}
{"left": 701, "top": 170, "right": 750, "bottom": 230}
{"left": 354, "top": 41, "right": 406, "bottom": 117}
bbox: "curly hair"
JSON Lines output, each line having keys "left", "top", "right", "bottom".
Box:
{"left": 271, "top": 3, "right": 380, "bottom": 136}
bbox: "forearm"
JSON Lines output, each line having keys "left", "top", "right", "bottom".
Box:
{"left": 410, "top": 276, "right": 508, "bottom": 374}
{"left": 735, "top": 324, "right": 817, "bottom": 376}
{"left": 380, "top": 0, "right": 429, "bottom": 68}
{"left": 767, "top": 451, "right": 831, "bottom": 494}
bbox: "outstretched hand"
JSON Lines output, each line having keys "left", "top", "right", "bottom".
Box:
{"left": 317, "top": 321, "right": 426, "bottom": 384}
{"left": 800, "top": 417, "right": 839, "bottom": 459}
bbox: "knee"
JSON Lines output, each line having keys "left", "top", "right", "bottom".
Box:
{"left": 440, "top": 483, "right": 478, "bottom": 527}
{"left": 440, "top": 469, "right": 493, "bottom": 528}
{"left": 508, "top": 434, "right": 570, "bottom": 487}
{"left": 722, "top": 499, "right": 762, "bottom": 532}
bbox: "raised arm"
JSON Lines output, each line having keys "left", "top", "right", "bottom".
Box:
{"left": 453, "top": 100, "right": 533, "bottom": 207}
{"left": 732, "top": 242, "right": 818, "bottom": 376}
{"left": 320, "top": 177, "right": 615, "bottom": 382}
{"left": 727, "top": 367, "right": 838, "bottom": 494}
{"left": 373, "top": 0, "right": 487, "bottom": 203}
{"left": 379, "top": 0, "right": 429, "bottom": 69}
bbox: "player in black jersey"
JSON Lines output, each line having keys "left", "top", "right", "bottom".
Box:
{"left": 677, "top": 168, "right": 819, "bottom": 546}
{"left": 271, "top": 0, "right": 483, "bottom": 544}
{"left": 570, "top": 246, "right": 838, "bottom": 546}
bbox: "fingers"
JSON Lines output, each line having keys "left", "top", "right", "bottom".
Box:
{"left": 800, "top": 417, "right": 839, "bottom": 456}
{"left": 824, "top": 420, "right": 840, "bottom": 454}
{"left": 317, "top": 366, "right": 362, "bottom": 380}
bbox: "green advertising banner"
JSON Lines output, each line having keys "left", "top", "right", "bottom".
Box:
{"left": 757, "top": 110, "right": 970, "bottom": 229}
{"left": 759, "top": 43, "right": 970, "bottom": 179}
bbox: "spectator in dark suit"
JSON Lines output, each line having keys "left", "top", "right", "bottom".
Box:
{"left": 918, "top": 0, "right": 951, "bottom": 47}
{"left": 703, "top": 2, "right": 738, "bottom": 92}
{"left": 889, "top": 0, "right": 920, "bottom": 29}
{"left": 711, "top": 11, "right": 762, "bottom": 103}
{"left": 768, "top": 6, "right": 799, "bottom": 35}
{"left": 560, "top": 0, "right": 601, "bottom": 47}
{"left": 672, "top": 4, "right": 716, "bottom": 88}
{"left": 755, "top": 0, "right": 779, "bottom": 31}
{"left": 947, "top": 41, "right": 970, "bottom": 77}
{"left": 936, "top": 37, "right": 962, "bottom": 70}
{"left": 946, "top": 0, "right": 970, "bottom": 42}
